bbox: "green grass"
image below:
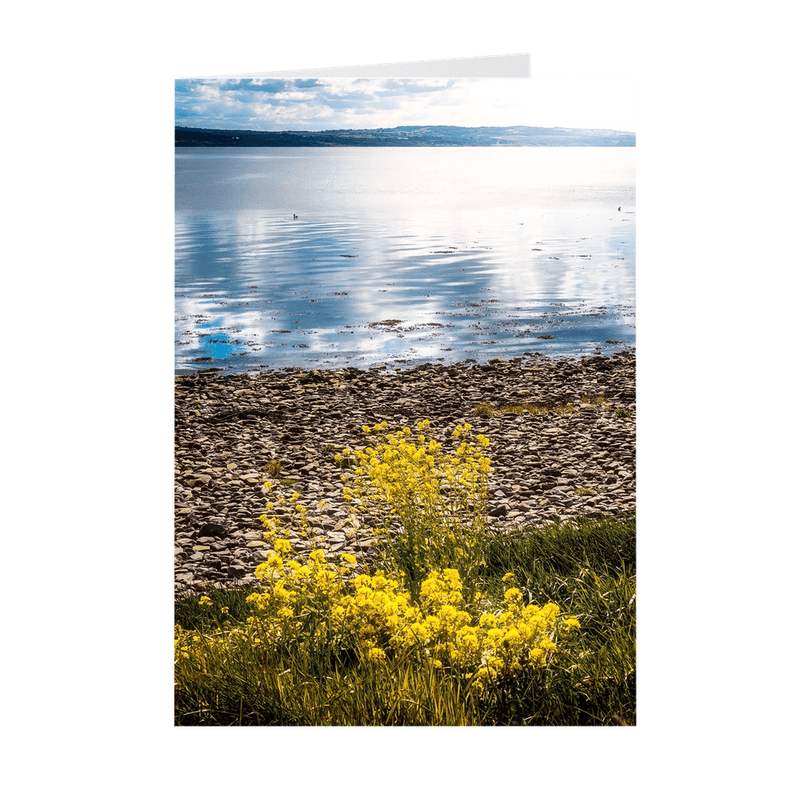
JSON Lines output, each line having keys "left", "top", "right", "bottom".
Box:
{"left": 473, "top": 402, "right": 578, "bottom": 418}
{"left": 175, "top": 514, "right": 635, "bottom": 726}
{"left": 175, "top": 645, "right": 480, "bottom": 726}
{"left": 473, "top": 395, "right": 614, "bottom": 419}
{"left": 265, "top": 460, "right": 282, "bottom": 477}
{"left": 480, "top": 515, "right": 636, "bottom": 725}
{"left": 175, "top": 586, "right": 255, "bottom": 631}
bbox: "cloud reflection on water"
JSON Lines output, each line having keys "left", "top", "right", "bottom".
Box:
{"left": 175, "top": 206, "right": 635, "bottom": 371}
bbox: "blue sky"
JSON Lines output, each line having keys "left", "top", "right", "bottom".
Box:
{"left": 175, "top": 76, "right": 636, "bottom": 132}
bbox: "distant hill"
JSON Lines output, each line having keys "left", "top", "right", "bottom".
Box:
{"left": 175, "top": 125, "right": 635, "bottom": 147}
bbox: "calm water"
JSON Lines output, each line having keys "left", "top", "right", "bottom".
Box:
{"left": 175, "top": 147, "right": 635, "bottom": 372}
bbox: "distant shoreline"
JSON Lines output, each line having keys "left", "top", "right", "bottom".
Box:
{"left": 175, "top": 124, "right": 635, "bottom": 148}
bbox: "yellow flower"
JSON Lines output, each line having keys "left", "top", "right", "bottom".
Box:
{"left": 274, "top": 539, "right": 293, "bottom": 556}
{"left": 367, "top": 646, "right": 386, "bottom": 663}
{"left": 529, "top": 647, "right": 545, "bottom": 665}
{"left": 502, "top": 628, "right": 521, "bottom": 646}
{"left": 266, "top": 553, "right": 284, "bottom": 570}
{"left": 198, "top": 596, "right": 212, "bottom": 607}
{"left": 561, "top": 617, "right": 581, "bottom": 633}
{"left": 504, "top": 587, "right": 523, "bottom": 606}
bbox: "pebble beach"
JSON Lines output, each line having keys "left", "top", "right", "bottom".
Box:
{"left": 175, "top": 349, "right": 635, "bottom": 595}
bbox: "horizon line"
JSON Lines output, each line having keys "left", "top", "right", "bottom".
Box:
{"left": 175, "top": 122, "right": 636, "bottom": 134}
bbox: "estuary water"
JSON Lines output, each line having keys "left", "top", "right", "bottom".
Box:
{"left": 175, "top": 147, "right": 635, "bottom": 372}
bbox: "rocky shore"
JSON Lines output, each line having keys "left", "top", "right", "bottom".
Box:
{"left": 175, "top": 350, "right": 635, "bottom": 596}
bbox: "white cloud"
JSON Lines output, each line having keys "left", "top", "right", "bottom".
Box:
{"left": 177, "top": 76, "right": 636, "bottom": 132}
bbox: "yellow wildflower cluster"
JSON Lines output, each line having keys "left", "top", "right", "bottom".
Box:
{"left": 245, "top": 545, "right": 357, "bottom": 646}
{"left": 174, "top": 418, "right": 583, "bottom": 703}
{"left": 232, "top": 544, "right": 580, "bottom": 695}
{"left": 259, "top": 485, "right": 319, "bottom": 549}
{"left": 337, "top": 420, "right": 492, "bottom": 592}
{"left": 175, "top": 626, "right": 207, "bottom": 663}
{"left": 469, "top": 587, "right": 581, "bottom": 691}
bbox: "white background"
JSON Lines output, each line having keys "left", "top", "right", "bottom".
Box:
{"left": 4, "top": 2, "right": 796, "bottom": 797}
